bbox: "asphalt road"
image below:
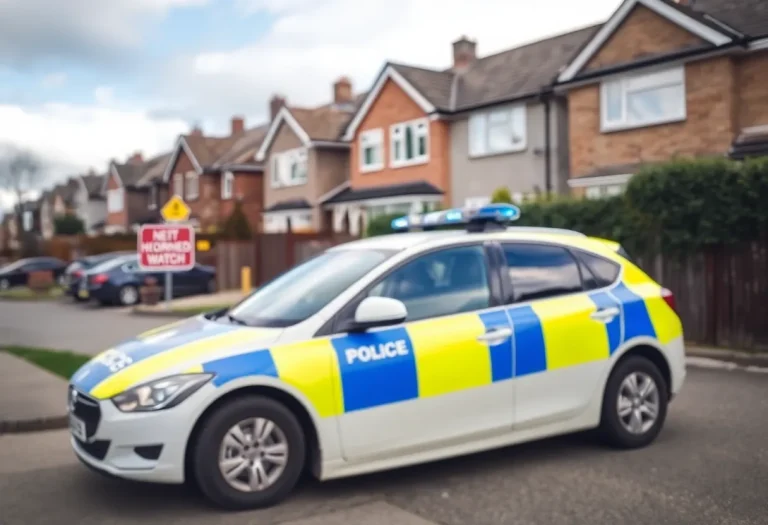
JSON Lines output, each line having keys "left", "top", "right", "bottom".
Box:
{"left": 1, "top": 367, "right": 766, "bottom": 525}
{"left": 0, "top": 299, "right": 170, "bottom": 355}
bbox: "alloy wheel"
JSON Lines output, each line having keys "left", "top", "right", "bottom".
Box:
{"left": 218, "top": 417, "right": 289, "bottom": 493}
{"left": 617, "top": 371, "right": 660, "bottom": 435}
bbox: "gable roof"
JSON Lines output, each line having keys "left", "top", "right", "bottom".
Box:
{"left": 343, "top": 26, "right": 598, "bottom": 140}
{"left": 112, "top": 161, "right": 145, "bottom": 188}
{"left": 161, "top": 131, "right": 255, "bottom": 182}
{"left": 81, "top": 173, "right": 105, "bottom": 199}
{"left": 256, "top": 101, "right": 360, "bottom": 161}
{"left": 556, "top": 0, "right": 764, "bottom": 82}
{"left": 212, "top": 124, "right": 270, "bottom": 169}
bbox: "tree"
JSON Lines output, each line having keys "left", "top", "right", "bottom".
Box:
{"left": 490, "top": 186, "right": 513, "bottom": 204}
{"left": 54, "top": 215, "right": 85, "bottom": 235}
{"left": 220, "top": 200, "right": 252, "bottom": 240}
{"left": 0, "top": 144, "right": 46, "bottom": 254}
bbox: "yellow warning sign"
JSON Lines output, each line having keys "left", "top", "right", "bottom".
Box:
{"left": 196, "top": 239, "right": 211, "bottom": 252}
{"left": 161, "top": 195, "right": 191, "bottom": 222}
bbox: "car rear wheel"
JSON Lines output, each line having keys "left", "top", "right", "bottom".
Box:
{"left": 191, "top": 396, "right": 306, "bottom": 510}
{"left": 599, "top": 355, "right": 668, "bottom": 449}
{"left": 0, "top": 278, "right": 9, "bottom": 290}
{"left": 118, "top": 285, "right": 139, "bottom": 306}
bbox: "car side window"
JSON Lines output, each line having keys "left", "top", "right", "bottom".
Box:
{"left": 368, "top": 245, "right": 491, "bottom": 322}
{"left": 502, "top": 243, "right": 583, "bottom": 303}
{"left": 122, "top": 262, "right": 139, "bottom": 273}
{"left": 575, "top": 250, "right": 621, "bottom": 288}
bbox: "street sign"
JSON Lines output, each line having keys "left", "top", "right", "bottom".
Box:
{"left": 161, "top": 195, "right": 191, "bottom": 222}
{"left": 137, "top": 224, "right": 195, "bottom": 272}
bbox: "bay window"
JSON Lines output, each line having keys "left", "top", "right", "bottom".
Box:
{"left": 222, "top": 171, "right": 234, "bottom": 200}
{"left": 469, "top": 105, "right": 527, "bottom": 157}
{"left": 173, "top": 173, "right": 183, "bottom": 196}
{"left": 107, "top": 188, "right": 124, "bottom": 213}
{"left": 601, "top": 66, "right": 686, "bottom": 131}
{"left": 270, "top": 148, "right": 308, "bottom": 188}
{"left": 185, "top": 171, "right": 199, "bottom": 200}
{"left": 360, "top": 128, "right": 384, "bottom": 172}
{"left": 390, "top": 118, "right": 429, "bottom": 167}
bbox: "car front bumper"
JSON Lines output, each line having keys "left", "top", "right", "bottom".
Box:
{"left": 69, "top": 387, "right": 209, "bottom": 484}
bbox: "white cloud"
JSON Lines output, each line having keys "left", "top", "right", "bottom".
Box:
{"left": 41, "top": 72, "right": 67, "bottom": 88}
{"left": 168, "top": 0, "right": 618, "bottom": 124}
{"left": 0, "top": 103, "right": 188, "bottom": 180}
{"left": 93, "top": 86, "right": 115, "bottom": 106}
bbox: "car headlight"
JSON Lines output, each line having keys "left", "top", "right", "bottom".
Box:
{"left": 111, "top": 374, "right": 213, "bottom": 413}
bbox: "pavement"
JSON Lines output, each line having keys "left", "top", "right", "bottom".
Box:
{"left": 0, "top": 366, "right": 766, "bottom": 525}
{"left": 132, "top": 289, "right": 245, "bottom": 316}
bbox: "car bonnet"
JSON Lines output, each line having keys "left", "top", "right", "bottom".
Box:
{"left": 70, "top": 316, "right": 284, "bottom": 399}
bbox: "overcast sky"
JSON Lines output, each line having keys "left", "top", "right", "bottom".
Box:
{"left": 0, "top": 0, "right": 619, "bottom": 211}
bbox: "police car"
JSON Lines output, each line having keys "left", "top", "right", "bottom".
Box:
{"left": 68, "top": 204, "right": 685, "bottom": 510}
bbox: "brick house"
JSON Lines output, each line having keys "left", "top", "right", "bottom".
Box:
{"left": 255, "top": 79, "right": 360, "bottom": 234}
{"left": 72, "top": 172, "right": 107, "bottom": 235}
{"left": 555, "top": 0, "right": 768, "bottom": 198}
{"left": 162, "top": 117, "right": 266, "bottom": 233}
{"left": 39, "top": 179, "right": 79, "bottom": 239}
{"left": 103, "top": 152, "right": 155, "bottom": 234}
{"left": 134, "top": 152, "right": 172, "bottom": 223}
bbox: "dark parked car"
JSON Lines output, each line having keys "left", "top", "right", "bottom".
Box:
{"left": 0, "top": 257, "right": 67, "bottom": 290}
{"left": 63, "top": 251, "right": 134, "bottom": 301}
{"left": 79, "top": 254, "right": 216, "bottom": 306}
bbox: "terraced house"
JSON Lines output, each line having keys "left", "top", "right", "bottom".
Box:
{"left": 256, "top": 78, "right": 361, "bottom": 234}
{"left": 163, "top": 117, "right": 267, "bottom": 233}
{"left": 556, "top": 0, "right": 768, "bottom": 197}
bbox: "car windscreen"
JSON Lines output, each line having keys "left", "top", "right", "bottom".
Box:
{"left": 88, "top": 255, "right": 137, "bottom": 274}
{"left": 227, "top": 249, "right": 393, "bottom": 328}
{"left": 0, "top": 259, "right": 28, "bottom": 273}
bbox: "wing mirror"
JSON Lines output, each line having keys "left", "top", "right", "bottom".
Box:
{"left": 342, "top": 296, "right": 408, "bottom": 333}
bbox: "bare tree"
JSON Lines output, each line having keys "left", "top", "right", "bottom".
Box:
{"left": 0, "top": 144, "right": 46, "bottom": 255}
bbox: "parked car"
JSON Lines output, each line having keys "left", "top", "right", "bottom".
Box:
{"left": 78, "top": 254, "right": 216, "bottom": 306}
{"left": 63, "top": 251, "right": 134, "bottom": 301}
{"left": 0, "top": 256, "right": 67, "bottom": 290}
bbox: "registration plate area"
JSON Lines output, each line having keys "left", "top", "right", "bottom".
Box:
{"left": 70, "top": 415, "right": 87, "bottom": 441}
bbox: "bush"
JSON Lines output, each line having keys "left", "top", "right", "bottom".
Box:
{"left": 491, "top": 187, "right": 513, "bottom": 204}
{"left": 365, "top": 213, "right": 404, "bottom": 237}
{"left": 220, "top": 201, "right": 252, "bottom": 240}
{"left": 54, "top": 215, "right": 84, "bottom": 235}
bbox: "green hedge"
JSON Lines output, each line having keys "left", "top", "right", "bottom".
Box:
{"left": 365, "top": 157, "right": 768, "bottom": 255}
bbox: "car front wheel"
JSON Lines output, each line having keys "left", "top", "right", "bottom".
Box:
{"left": 191, "top": 396, "right": 306, "bottom": 510}
{"left": 599, "top": 355, "right": 668, "bottom": 449}
{"left": 118, "top": 285, "right": 139, "bottom": 306}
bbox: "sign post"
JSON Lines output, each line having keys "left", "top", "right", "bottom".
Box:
{"left": 138, "top": 195, "right": 193, "bottom": 310}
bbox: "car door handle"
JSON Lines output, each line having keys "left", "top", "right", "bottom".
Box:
{"left": 477, "top": 327, "right": 513, "bottom": 343}
{"left": 591, "top": 307, "right": 620, "bottom": 322}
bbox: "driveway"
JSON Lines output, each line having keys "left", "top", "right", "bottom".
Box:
{"left": 0, "top": 299, "right": 171, "bottom": 355}
{"left": 0, "top": 367, "right": 766, "bottom": 525}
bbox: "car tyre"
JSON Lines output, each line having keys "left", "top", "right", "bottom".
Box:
{"left": 0, "top": 278, "right": 9, "bottom": 290}
{"left": 118, "top": 285, "right": 139, "bottom": 306}
{"left": 192, "top": 396, "right": 306, "bottom": 511}
{"left": 599, "top": 355, "right": 668, "bottom": 449}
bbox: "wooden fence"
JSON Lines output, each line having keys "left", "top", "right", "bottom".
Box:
{"left": 634, "top": 240, "right": 768, "bottom": 351}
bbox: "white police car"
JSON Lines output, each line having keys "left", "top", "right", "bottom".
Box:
{"left": 68, "top": 204, "right": 685, "bottom": 510}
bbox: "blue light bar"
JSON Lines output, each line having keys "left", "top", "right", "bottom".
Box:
{"left": 391, "top": 203, "right": 521, "bottom": 232}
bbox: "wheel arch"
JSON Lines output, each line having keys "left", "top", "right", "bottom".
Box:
{"left": 185, "top": 380, "right": 323, "bottom": 483}
{"left": 609, "top": 338, "right": 672, "bottom": 401}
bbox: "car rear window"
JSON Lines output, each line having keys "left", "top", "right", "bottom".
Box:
{"left": 575, "top": 250, "right": 621, "bottom": 289}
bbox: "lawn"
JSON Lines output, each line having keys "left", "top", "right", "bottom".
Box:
{"left": 3, "top": 346, "right": 91, "bottom": 380}
{"left": 0, "top": 286, "right": 64, "bottom": 301}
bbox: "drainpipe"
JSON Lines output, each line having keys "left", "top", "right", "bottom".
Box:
{"left": 540, "top": 90, "right": 553, "bottom": 196}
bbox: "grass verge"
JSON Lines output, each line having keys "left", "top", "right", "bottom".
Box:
{"left": 2, "top": 346, "right": 91, "bottom": 380}
{"left": 171, "top": 304, "right": 233, "bottom": 316}
{"left": 0, "top": 286, "right": 64, "bottom": 301}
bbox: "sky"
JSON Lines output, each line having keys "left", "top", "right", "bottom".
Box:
{"left": 0, "top": 0, "right": 620, "bottom": 212}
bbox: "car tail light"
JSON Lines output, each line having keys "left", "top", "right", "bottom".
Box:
{"left": 661, "top": 287, "right": 676, "bottom": 312}
{"left": 91, "top": 273, "right": 109, "bottom": 285}
{"left": 73, "top": 270, "right": 83, "bottom": 278}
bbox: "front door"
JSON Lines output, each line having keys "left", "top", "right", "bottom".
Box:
{"left": 332, "top": 244, "right": 515, "bottom": 462}
{"left": 500, "top": 242, "right": 619, "bottom": 428}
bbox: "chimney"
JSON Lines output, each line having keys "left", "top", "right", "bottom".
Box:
{"left": 333, "top": 76, "right": 353, "bottom": 105}
{"left": 452, "top": 35, "right": 477, "bottom": 72}
{"left": 190, "top": 124, "right": 203, "bottom": 137}
{"left": 127, "top": 151, "right": 143, "bottom": 165}
{"left": 269, "top": 95, "right": 286, "bottom": 121}
{"left": 231, "top": 116, "right": 245, "bottom": 135}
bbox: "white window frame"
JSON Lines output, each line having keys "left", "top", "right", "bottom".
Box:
{"left": 600, "top": 66, "right": 686, "bottom": 132}
{"left": 390, "top": 118, "right": 429, "bottom": 168}
{"left": 270, "top": 148, "right": 308, "bottom": 188}
{"left": 148, "top": 185, "right": 157, "bottom": 210}
{"left": 107, "top": 188, "right": 124, "bottom": 213}
{"left": 22, "top": 211, "right": 33, "bottom": 232}
{"left": 185, "top": 171, "right": 199, "bottom": 200}
{"left": 173, "top": 173, "right": 183, "bottom": 197}
{"left": 468, "top": 105, "right": 527, "bottom": 157}
{"left": 222, "top": 171, "right": 234, "bottom": 200}
{"left": 359, "top": 128, "right": 384, "bottom": 173}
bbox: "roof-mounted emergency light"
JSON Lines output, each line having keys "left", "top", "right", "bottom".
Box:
{"left": 391, "top": 203, "right": 521, "bottom": 233}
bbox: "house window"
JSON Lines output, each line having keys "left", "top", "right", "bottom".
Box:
{"left": 585, "top": 184, "right": 626, "bottom": 199}
{"left": 107, "top": 188, "right": 124, "bottom": 213}
{"left": 469, "top": 105, "right": 527, "bottom": 157}
{"left": 390, "top": 118, "right": 429, "bottom": 167}
{"left": 270, "top": 148, "right": 308, "bottom": 188}
{"left": 22, "top": 211, "right": 33, "bottom": 231}
{"left": 185, "top": 172, "right": 199, "bottom": 200}
{"left": 222, "top": 171, "right": 234, "bottom": 200}
{"left": 173, "top": 173, "right": 183, "bottom": 196}
{"left": 601, "top": 66, "right": 686, "bottom": 131}
{"left": 359, "top": 128, "right": 384, "bottom": 172}
{"left": 148, "top": 185, "right": 157, "bottom": 210}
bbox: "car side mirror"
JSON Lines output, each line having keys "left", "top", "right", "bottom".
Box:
{"left": 342, "top": 296, "right": 408, "bottom": 333}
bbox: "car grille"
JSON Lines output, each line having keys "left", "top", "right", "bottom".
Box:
{"left": 69, "top": 387, "right": 101, "bottom": 440}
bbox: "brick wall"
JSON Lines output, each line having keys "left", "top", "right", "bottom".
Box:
{"left": 350, "top": 78, "right": 451, "bottom": 206}
{"left": 105, "top": 171, "right": 127, "bottom": 230}
{"left": 168, "top": 149, "right": 221, "bottom": 232}
{"left": 736, "top": 50, "right": 768, "bottom": 129}
{"left": 585, "top": 5, "right": 704, "bottom": 71}
{"left": 569, "top": 56, "right": 737, "bottom": 178}
{"left": 219, "top": 172, "right": 264, "bottom": 233}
